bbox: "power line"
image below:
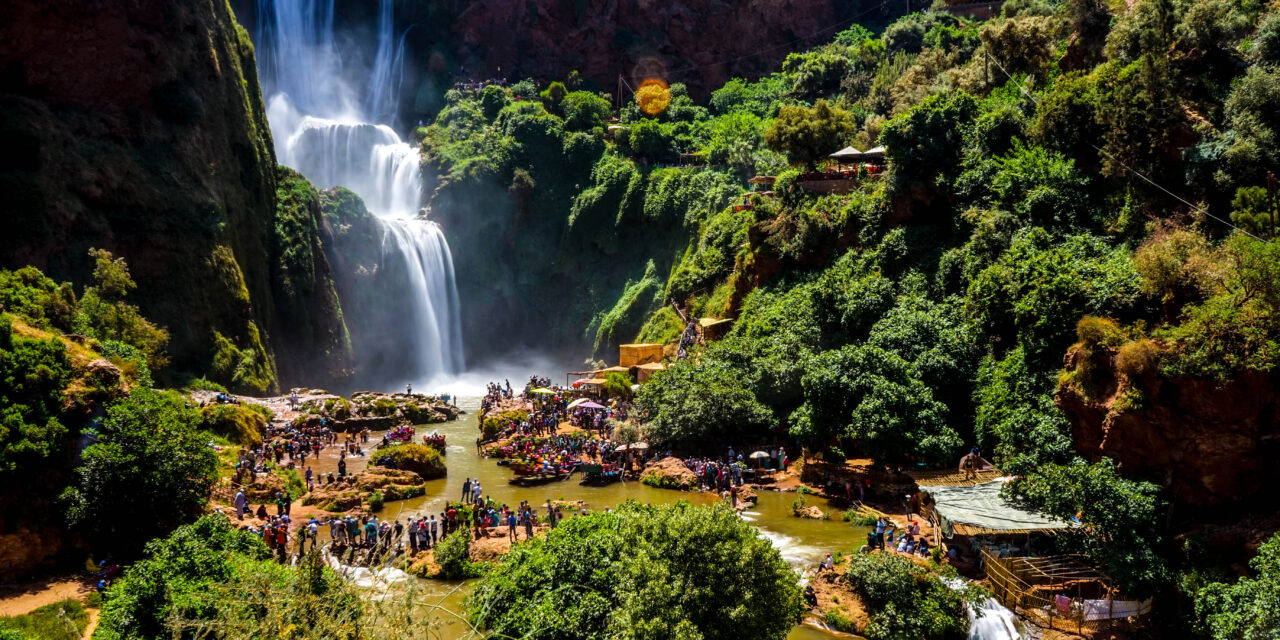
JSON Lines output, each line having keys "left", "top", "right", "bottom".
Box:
{"left": 981, "top": 51, "right": 1263, "bottom": 241}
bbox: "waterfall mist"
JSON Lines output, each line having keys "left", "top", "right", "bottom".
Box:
{"left": 254, "top": 0, "right": 464, "bottom": 390}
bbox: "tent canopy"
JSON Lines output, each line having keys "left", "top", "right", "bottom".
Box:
{"left": 829, "top": 146, "right": 864, "bottom": 160}
{"left": 861, "top": 146, "right": 886, "bottom": 160}
{"left": 920, "top": 480, "right": 1077, "bottom": 538}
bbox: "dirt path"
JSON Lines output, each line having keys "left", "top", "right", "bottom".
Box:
{"left": 0, "top": 576, "right": 95, "bottom": 617}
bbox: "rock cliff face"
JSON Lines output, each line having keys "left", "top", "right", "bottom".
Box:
{"left": 0, "top": 0, "right": 350, "bottom": 391}
{"left": 442, "top": 0, "right": 879, "bottom": 96}
{"left": 231, "top": 0, "right": 896, "bottom": 125}
{"left": 1057, "top": 344, "right": 1280, "bottom": 509}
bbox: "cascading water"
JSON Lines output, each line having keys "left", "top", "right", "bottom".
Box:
{"left": 945, "top": 578, "right": 1028, "bottom": 640}
{"left": 254, "top": 0, "right": 463, "bottom": 386}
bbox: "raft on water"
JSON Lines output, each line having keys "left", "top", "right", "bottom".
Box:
{"left": 509, "top": 467, "right": 577, "bottom": 486}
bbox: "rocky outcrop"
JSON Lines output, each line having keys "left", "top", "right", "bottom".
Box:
{"left": 640, "top": 457, "right": 699, "bottom": 490}
{"left": 1057, "top": 344, "right": 1280, "bottom": 508}
{"left": 0, "top": 0, "right": 353, "bottom": 393}
{"left": 292, "top": 390, "right": 457, "bottom": 431}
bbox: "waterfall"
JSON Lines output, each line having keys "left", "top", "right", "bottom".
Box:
{"left": 945, "top": 578, "right": 1027, "bottom": 640}
{"left": 254, "top": 0, "right": 464, "bottom": 385}
{"left": 966, "top": 596, "right": 1026, "bottom": 640}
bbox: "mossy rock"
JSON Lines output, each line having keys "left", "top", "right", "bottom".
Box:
{"left": 371, "top": 443, "right": 447, "bottom": 479}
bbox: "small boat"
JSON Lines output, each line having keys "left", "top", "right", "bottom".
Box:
{"left": 578, "top": 464, "right": 622, "bottom": 486}
{"left": 422, "top": 432, "right": 446, "bottom": 452}
{"left": 509, "top": 471, "right": 574, "bottom": 487}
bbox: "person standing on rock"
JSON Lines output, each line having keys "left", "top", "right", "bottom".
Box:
{"left": 429, "top": 515, "right": 438, "bottom": 547}
{"left": 305, "top": 466, "right": 314, "bottom": 492}
{"left": 507, "top": 511, "right": 517, "bottom": 541}
{"left": 234, "top": 489, "right": 247, "bottom": 519}
{"left": 407, "top": 383, "right": 413, "bottom": 395}
{"left": 337, "top": 457, "right": 347, "bottom": 479}
{"left": 462, "top": 478, "right": 472, "bottom": 504}
{"left": 472, "top": 481, "right": 482, "bottom": 504}
{"left": 408, "top": 517, "right": 419, "bottom": 553}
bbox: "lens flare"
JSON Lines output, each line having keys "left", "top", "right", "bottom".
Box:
{"left": 636, "top": 78, "right": 670, "bottom": 116}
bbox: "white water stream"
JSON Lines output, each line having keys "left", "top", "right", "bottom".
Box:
{"left": 254, "top": 0, "right": 463, "bottom": 385}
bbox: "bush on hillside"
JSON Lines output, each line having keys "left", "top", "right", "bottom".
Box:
{"left": 63, "top": 388, "right": 218, "bottom": 549}
{"left": 199, "top": 403, "right": 268, "bottom": 446}
{"left": 842, "top": 552, "right": 978, "bottom": 640}
{"left": 371, "top": 443, "right": 446, "bottom": 479}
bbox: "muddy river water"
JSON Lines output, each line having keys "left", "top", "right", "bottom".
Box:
{"left": 313, "top": 395, "right": 870, "bottom": 639}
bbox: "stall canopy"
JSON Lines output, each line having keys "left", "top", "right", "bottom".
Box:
{"left": 860, "top": 146, "right": 886, "bottom": 161}
{"left": 829, "top": 146, "right": 864, "bottom": 160}
{"left": 920, "top": 480, "right": 1078, "bottom": 538}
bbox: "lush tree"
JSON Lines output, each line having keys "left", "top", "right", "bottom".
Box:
{"left": 764, "top": 99, "right": 856, "bottom": 168}
{"left": 843, "top": 552, "right": 978, "bottom": 640}
{"left": 562, "top": 90, "right": 612, "bottom": 131}
{"left": 1159, "top": 233, "right": 1280, "bottom": 379}
{"left": 880, "top": 92, "right": 978, "bottom": 185}
{"left": 479, "top": 83, "right": 510, "bottom": 119}
{"left": 0, "top": 315, "right": 72, "bottom": 473}
{"left": 635, "top": 357, "right": 775, "bottom": 447}
{"left": 790, "top": 344, "right": 960, "bottom": 463}
{"left": 1221, "top": 66, "right": 1280, "bottom": 186}
{"left": 1253, "top": 9, "right": 1280, "bottom": 63}
{"left": 972, "top": 347, "right": 1073, "bottom": 475}
{"left": 95, "top": 515, "right": 273, "bottom": 640}
{"left": 540, "top": 81, "right": 568, "bottom": 105}
{"left": 76, "top": 249, "right": 170, "bottom": 369}
{"left": 1196, "top": 531, "right": 1280, "bottom": 640}
{"left": 1006, "top": 459, "right": 1167, "bottom": 595}
{"left": 1230, "top": 186, "right": 1277, "bottom": 240}
{"left": 629, "top": 119, "right": 677, "bottom": 162}
{"left": 63, "top": 388, "right": 218, "bottom": 547}
{"left": 96, "top": 515, "right": 361, "bottom": 640}
{"left": 966, "top": 229, "right": 1142, "bottom": 362}
{"left": 467, "top": 501, "right": 803, "bottom": 640}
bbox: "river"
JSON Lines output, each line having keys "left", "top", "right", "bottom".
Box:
{"left": 307, "top": 394, "right": 869, "bottom": 639}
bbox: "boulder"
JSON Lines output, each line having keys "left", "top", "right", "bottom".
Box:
{"left": 640, "top": 457, "right": 699, "bottom": 491}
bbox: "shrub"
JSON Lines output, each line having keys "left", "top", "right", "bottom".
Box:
{"left": 367, "top": 489, "right": 384, "bottom": 512}
{"left": 63, "top": 388, "right": 218, "bottom": 550}
{"left": 0, "top": 599, "right": 88, "bottom": 640}
{"left": 1076, "top": 316, "right": 1124, "bottom": 349}
{"left": 371, "top": 443, "right": 446, "bottom": 479}
{"left": 279, "top": 468, "right": 306, "bottom": 500}
{"left": 467, "top": 501, "right": 802, "bottom": 639}
{"left": 435, "top": 527, "right": 483, "bottom": 579}
{"left": 843, "top": 553, "right": 975, "bottom": 640}
{"left": 823, "top": 608, "right": 857, "bottom": 633}
{"left": 1116, "top": 338, "right": 1160, "bottom": 378}
{"left": 480, "top": 409, "right": 530, "bottom": 440}
{"left": 199, "top": 403, "right": 267, "bottom": 446}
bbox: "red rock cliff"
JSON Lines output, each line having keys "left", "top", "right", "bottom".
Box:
{"left": 1057, "top": 344, "right": 1280, "bottom": 509}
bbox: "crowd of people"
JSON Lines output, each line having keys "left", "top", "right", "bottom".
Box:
{"left": 864, "top": 517, "right": 932, "bottom": 558}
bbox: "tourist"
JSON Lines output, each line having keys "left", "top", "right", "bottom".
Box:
{"left": 234, "top": 489, "right": 247, "bottom": 519}
{"left": 462, "top": 477, "right": 472, "bottom": 504}
{"left": 472, "top": 481, "right": 482, "bottom": 504}
{"left": 507, "top": 510, "right": 517, "bottom": 541}
{"left": 429, "top": 515, "right": 438, "bottom": 546}
{"left": 408, "top": 517, "right": 419, "bottom": 552}
{"left": 820, "top": 553, "right": 834, "bottom": 572}
{"left": 305, "top": 466, "right": 313, "bottom": 492}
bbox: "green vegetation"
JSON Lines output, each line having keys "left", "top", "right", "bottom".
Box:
{"left": 480, "top": 409, "right": 530, "bottom": 440}
{"left": 0, "top": 599, "right": 89, "bottom": 640}
{"left": 435, "top": 527, "right": 484, "bottom": 579}
{"left": 198, "top": 402, "right": 270, "bottom": 446}
{"left": 843, "top": 553, "right": 980, "bottom": 640}
{"left": 95, "top": 516, "right": 361, "bottom": 640}
{"left": 467, "top": 501, "right": 802, "bottom": 640}
{"left": 63, "top": 387, "right": 219, "bottom": 549}
{"left": 371, "top": 443, "right": 447, "bottom": 479}
{"left": 1196, "top": 531, "right": 1280, "bottom": 639}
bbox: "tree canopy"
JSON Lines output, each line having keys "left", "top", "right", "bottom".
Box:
{"left": 467, "top": 501, "right": 803, "bottom": 640}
